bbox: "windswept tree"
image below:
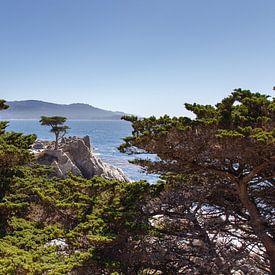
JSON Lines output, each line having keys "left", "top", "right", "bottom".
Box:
{"left": 0, "top": 100, "right": 9, "bottom": 133}
{"left": 119, "top": 89, "right": 275, "bottom": 273}
{"left": 0, "top": 99, "right": 151, "bottom": 274}
{"left": 40, "top": 116, "right": 69, "bottom": 150}
{"left": 0, "top": 100, "right": 36, "bottom": 235}
{"left": 0, "top": 100, "right": 8, "bottom": 111}
{"left": 0, "top": 100, "right": 35, "bottom": 173}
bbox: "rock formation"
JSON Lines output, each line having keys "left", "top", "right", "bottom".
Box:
{"left": 34, "top": 136, "right": 129, "bottom": 182}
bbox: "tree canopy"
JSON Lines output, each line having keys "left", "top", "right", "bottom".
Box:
{"left": 120, "top": 89, "right": 275, "bottom": 273}
{"left": 0, "top": 100, "right": 9, "bottom": 111}
{"left": 0, "top": 91, "right": 274, "bottom": 274}
{"left": 0, "top": 101, "right": 151, "bottom": 274}
{"left": 0, "top": 100, "right": 36, "bottom": 175}
{"left": 40, "top": 116, "right": 69, "bottom": 150}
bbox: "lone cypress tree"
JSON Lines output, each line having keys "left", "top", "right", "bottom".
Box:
{"left": 40, "top": 116, "right": 69, "bottom": 150}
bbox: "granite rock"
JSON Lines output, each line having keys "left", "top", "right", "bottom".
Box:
{"left": 36, "top": 136, "right": 129, "bottom": 182}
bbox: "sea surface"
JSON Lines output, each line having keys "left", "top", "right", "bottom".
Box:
{"left": 7, "top": 120, "right": 159, "bottom": 183}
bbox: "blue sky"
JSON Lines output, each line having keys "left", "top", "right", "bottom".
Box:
{"left": 0, "top": 0, "right": 274, "bottom": 116}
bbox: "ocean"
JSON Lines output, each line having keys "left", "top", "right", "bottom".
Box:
{"left": 7, "top": 120, "right": 159, "bottom": 183}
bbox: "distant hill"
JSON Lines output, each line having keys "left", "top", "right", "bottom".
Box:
{"left": 1, "top": 100, "right": 126, "bottom": 120}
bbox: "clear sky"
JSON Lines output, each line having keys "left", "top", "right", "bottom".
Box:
{"left": 0, "top": 0, "right": 274, "bottom": 117}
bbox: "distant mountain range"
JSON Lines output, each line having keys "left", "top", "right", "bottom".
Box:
{"left": 1, "top": 100, "right": 126, "bottom": 120}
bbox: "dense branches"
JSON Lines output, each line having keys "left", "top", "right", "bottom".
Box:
{"left": 0, "top": 166, "right": 150, "bottom": 274}
{"left": 0, "top": 100, "right": 36, "bottom": 176}
{"left": 40, "top": 116, "right": 69, "bottom": 150}
{"left": 0, "top": 101, "right": 151, "bottom": 274}
{"left": 0, "top": 91, "right": 274, "bottom": 274}
{"left": 120, "top": 89, "right": 275, "bottom": 273}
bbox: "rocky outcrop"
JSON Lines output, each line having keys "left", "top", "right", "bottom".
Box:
{"left": 35, "top": 136, "right": 129, "bottom": 182}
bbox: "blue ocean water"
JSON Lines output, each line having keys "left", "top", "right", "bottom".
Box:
{"left": 7, "top": 120, "right": 159, "bottom": 183}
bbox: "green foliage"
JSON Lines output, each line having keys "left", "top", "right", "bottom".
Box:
{"left": 0, "top": 164, "right": 151, "bottom": 273}
{"left": 119, "top": 89, "right": 275, "bottom": 273}
{"left": 40, "top": 116, "right": 69, "bottom": 149}
{"left": 119, "top": 114, "right": 192, "bottom": 153}
{"left": 0, "top": 99, "right": 9, "bottom": 111}
{"left": 0, "top": 101, "right": 152, "bottom": 273}
{"left": 0, "top": 101, "right": 36, "bottom": 176}
{"left": 120, "top": 89, "right": 275, "bottom": 154}
{"left": 40, "top": 116, "right": 67, "bottom": 126}
{"left": 1, "top": 90, "right": 274, "bottom": 273}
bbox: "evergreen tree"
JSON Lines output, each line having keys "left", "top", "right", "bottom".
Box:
{"left": 40, "top": 116, "right": 69, "bottom": 150}
{"left": 0, "top": 99, "right": 150, "bottom": 274}
{"left": 1, "top": 91, "right": 274, "bottom": 274}
{"left": 120, "top": 89, "right": 275, "bottom": 273}
{"left": 0, "top": 100, "right": 36, "bottom": 236}
{"left": 0, "top": 100, "right": 36, "bottom": 175}
{"left": 0, "top": 100, "right": 8, "bottom": 111}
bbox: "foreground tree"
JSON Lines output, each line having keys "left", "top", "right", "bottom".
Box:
{"left": 0, "top": 101, "right": 151, "bottom": 274}
{"left": 0, "top": 100, "right": 35, "bottom": 174}
{"left": 1, "top": 91, "right": 274, "bottom": 274}
{"left": 0, "top": 168, "right": 150, "bottom": 274}
{"left": 0, "top": 100, "right": 9, "bottom": 134}
{"left": 0, "top": 100, "right": 8, "bottom": 111}
{"left": 40, "top": 116, "right": 69, "bottom": 150}
{"left": 120, "top": 89, "right": 275, "bottom": 273}
{"left": 0, "top": 100, "right": 36, "bottom": 236}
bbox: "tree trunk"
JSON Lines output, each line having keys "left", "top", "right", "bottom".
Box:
{"left": 238, "top": 181, "right": 275, "bottom": 274}
{"left": 54, "top": 133, "right": 59, "bottom": 150}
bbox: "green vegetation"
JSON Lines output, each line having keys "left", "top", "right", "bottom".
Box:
{"left": 0, "top": 102, "right": 150, "bottom": 274}
{"left": 120, "top": 89, "right": 275, "bottom": 273}
{"left": 0, "top": 89, "right": 274, "bottom": 274}
{"left": 40, "top": 116, "right": 70, "bottom": 150}
{"left": 0, "top": 167, "right": 150, "bottom": 274}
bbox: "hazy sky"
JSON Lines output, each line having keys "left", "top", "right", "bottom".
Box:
{"left": 0, "top": 0, "right": 274, "bottom": 117}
